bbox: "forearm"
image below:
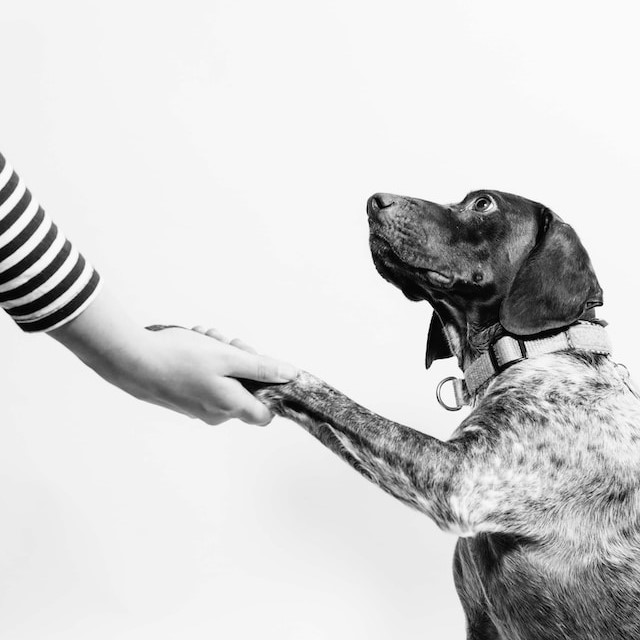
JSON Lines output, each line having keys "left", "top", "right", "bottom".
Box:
{"left": 49, "top": 288, "right": 155, "bottom": 399}
{"left": 257, "top": 373, "right": 458, "bottom": 515}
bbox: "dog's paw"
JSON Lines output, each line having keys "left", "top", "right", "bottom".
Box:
{"left": 253, "top": 371, "right": 320, "bottom": 416}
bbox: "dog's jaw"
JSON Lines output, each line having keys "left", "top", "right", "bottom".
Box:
{"left": 369, "top": 233, "right": 455, "bottom": 298}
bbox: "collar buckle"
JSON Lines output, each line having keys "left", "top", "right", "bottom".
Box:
{"left": 488, "top": 337, "right": 527, "bottom": 374}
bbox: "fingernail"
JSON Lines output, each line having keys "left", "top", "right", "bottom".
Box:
{"left": 277, "top": 363, "right": 299, "bottom": 381}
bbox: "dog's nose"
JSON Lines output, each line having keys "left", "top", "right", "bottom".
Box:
{"left": 367, "top": 193, "right": 397, "bottom": 219}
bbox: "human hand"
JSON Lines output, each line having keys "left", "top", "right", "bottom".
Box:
{"left": 138, "top": 325, "right": 297, "bottom": 425}
{"left": 50, "top": 290, "right": 298, "bottom": 426}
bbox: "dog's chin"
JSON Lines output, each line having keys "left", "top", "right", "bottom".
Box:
{"left": 369, "top": 235, "right": 454, "bottom": 300}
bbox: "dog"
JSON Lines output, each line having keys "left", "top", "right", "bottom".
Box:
{"left": 254, "top": 190, "right": 640, "bottom": 639}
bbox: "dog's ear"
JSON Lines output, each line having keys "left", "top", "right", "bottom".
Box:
{"left": 425, "top": 311, "right": 453, "bottom": 368}
{"left": 500, "top": 207, "right": 603, "bottom": 336}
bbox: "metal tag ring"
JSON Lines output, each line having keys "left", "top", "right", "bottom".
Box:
{"left": 436, "top": 376, "right": 464, "bottom": 411}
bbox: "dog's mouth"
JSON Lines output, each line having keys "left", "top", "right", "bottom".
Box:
{"left": 369, "top": 234, "right": 454, "bottom": 299}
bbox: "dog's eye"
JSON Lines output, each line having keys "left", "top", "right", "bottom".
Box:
{"left": 472, "top": 196, "right": 495, "bottom": 213}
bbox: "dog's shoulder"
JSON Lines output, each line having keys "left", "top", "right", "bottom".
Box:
{"left": 448, "top": 351, "right": 640, "bottom": 535}
{"left": 458, "top": 351, "right": 640, "bottom": 447}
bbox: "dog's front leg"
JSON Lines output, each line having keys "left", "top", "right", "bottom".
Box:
{"left": 253, "top": 372, "right": 461, "bottom": 526}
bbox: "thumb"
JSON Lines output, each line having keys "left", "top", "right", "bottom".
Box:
{"left": 227, "top": 350, "right": 298, "bottom": 383}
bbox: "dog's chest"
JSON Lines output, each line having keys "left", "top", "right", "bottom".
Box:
{"left": 455, "top": 530, "right": 640, "bottom": 640}
{"left": 455, "top": 355, "right": 640, "bottom": 484}
{"left": 451, "top": 356, "right": 640, "bottom": 638}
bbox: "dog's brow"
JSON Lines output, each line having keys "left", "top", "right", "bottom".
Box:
{"left": 460, "top": 192, "right": 492, "bottom": 207}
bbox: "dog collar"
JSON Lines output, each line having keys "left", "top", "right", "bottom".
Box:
{"left": 436, "top": 323, "right": 612, "bottom": 411}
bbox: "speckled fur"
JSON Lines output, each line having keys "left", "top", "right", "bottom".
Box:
{"left": 257, "top": 352, "right": 640, "bottom": 639}
{"left": 252, "top": 190, "right": 640, "bottom": 639}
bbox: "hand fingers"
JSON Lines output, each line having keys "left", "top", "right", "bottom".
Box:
{"left": 236, "top": 400, "right": 274, "bottom": 426}
{"left": 192, "top": 326, "right": 231, "bottom": 343}
{"left": 216, "top": 382, "right": 274, "bottom": 426}
{"left": 226, "top": 349, "right": 298, "bottom": 383}
{"left": 229, "top": 337, "right": 257, "bottom": 354}
{"left": 190, "top": 327, "right": 259, "bottom": 356}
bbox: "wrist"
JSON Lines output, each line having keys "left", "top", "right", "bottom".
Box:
{"left": 50, "top": 289, "right": 162, "bottom": 401}
{"left": 96, "top": 329, "right": 163, "bottom": 402}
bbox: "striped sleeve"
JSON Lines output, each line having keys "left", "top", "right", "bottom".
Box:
{"left": 0, "top": 152, "right": 101, "bottom": 332}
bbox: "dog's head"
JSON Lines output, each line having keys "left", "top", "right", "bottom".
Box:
{"left": 367, "top": 190, "right": 603, "bottom": 367}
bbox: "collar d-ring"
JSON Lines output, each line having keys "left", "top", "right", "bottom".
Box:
{"left": 436, "top": 376, "right": 467, "bottom": 411}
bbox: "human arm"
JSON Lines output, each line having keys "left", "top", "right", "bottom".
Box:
{"left": 0, "top": 150, "right": 296, "bottom": 425}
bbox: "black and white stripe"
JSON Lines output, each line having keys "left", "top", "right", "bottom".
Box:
{"left": 0, "top": 153, "right": 101, "bottom": 332}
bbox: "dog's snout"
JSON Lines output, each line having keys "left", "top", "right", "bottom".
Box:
{"left": 367, "top": 193, "right": 397, "bottom": 219}
{"left": 373, "top": 193, "right": 396, "bottom": 210}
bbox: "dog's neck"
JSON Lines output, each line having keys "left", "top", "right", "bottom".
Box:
{"left": 463, "top": 321, "right": 506, "bottom": 368}
{"left": 439, "top": 304, "right": 601, "bottom": 372}
{"left": 444, "top": 320, "right": 504, "bottom": 371}
{"left": 431, "top": 300, "right": 504, "bottom": 370}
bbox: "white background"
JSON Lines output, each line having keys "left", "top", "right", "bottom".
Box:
{"left": 1, "top": 1, "right": 639, "bottom": 638}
